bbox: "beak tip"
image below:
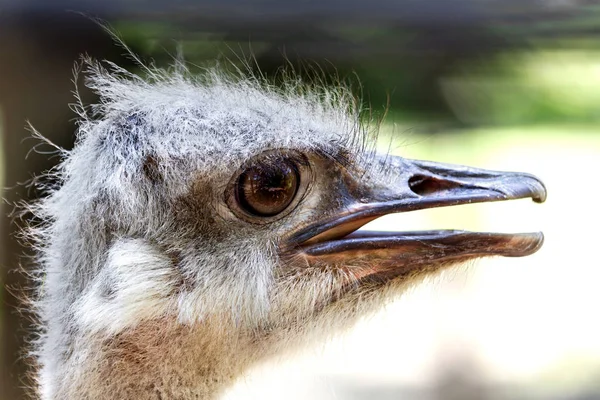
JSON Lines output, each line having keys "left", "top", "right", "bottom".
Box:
{"left": 508, "top": 231, "right": 545, "bottom": 257}
{"left": 528, "top": 231, "right": 545, "bottom": 255}
{"left": 529, "top": 174, "right": 548, "bottom": 203}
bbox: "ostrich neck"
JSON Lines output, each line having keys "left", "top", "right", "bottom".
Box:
{"left": 54, "top": 318, "right": 254, "bottom": 400}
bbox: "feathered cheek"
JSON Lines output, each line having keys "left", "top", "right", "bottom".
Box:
{"left": 71, "top": 238, "right": 178, "bottom": 336}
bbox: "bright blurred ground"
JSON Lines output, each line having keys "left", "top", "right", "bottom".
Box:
{"left": 223, "top": 127, "right": 600, "bottom": 399}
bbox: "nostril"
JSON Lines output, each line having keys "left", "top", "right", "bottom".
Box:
{"left": 408, "top": 175, "right": 463, "bottom": 196}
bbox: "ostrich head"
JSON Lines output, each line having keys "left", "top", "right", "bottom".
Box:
{"left": 29, "top": 59, "right": 546, "bottom": 399}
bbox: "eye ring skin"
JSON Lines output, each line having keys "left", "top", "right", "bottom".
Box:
{"left": 225, "top": 149, "right": 313, "bottom": 225}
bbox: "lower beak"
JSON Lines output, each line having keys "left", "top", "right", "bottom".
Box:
{"left": 288, "top": 155, "right": 546, "bottom": 280}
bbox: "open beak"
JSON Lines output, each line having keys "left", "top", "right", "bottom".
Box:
{"left": 288, "top": 155, "right": 546, "bottom": 280}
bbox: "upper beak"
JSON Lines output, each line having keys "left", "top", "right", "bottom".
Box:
{"left": 287, "top": 155, "right": 546, "bottom": 280}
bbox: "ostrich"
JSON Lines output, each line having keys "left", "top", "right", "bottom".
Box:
{"left": 25, "top": 56, "right": 546, "bottom": 400}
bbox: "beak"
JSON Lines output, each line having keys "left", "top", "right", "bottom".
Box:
{"left": 287, "top": 155, "right": 546, "bottom": 280}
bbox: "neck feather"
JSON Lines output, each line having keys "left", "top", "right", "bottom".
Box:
{"left": 47, "top": 318, "right": 257, "bottom": 400}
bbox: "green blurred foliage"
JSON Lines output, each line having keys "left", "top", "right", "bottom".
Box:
{"left": 111, "top": 14, "right": 600, "bottom": 130}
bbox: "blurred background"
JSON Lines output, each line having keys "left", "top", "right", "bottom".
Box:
{"left": 1, "top": 0, "right": 599, "bottom": 399}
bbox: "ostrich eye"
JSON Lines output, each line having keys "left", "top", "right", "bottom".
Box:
{"left": 236, "top": 158, "right": 300, "bottom": 217}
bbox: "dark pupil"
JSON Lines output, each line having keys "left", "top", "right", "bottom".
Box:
{"left": 237, "top": 160, "right": 299, "bottom": 217}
